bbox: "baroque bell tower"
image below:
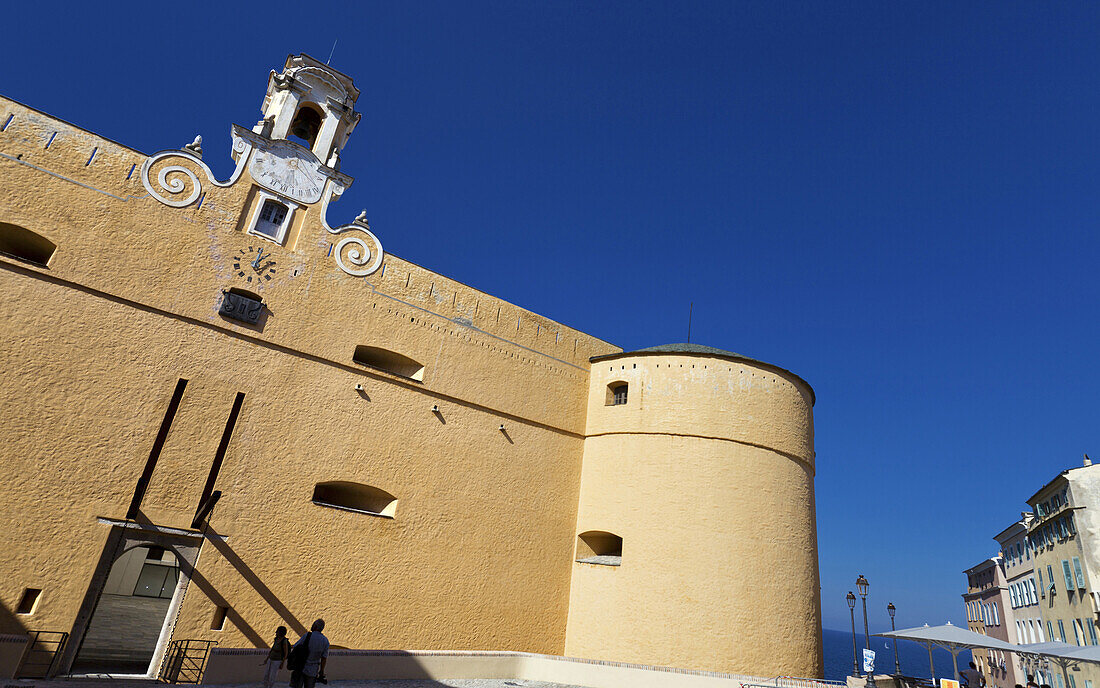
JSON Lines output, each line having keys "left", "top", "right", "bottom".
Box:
{"left": 256, "top": 54, "right": 362, "bottom": 170}
{"left": 140, "top": 53, "right": 384, "bottom": 277}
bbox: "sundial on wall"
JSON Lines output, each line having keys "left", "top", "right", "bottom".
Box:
{"left": 248, "top": 140, "right": 326, "bottom": 204}
{"left": 233, "top": 245, "right": 277, "bottom": 285}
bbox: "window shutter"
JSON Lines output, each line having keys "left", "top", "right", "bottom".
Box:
{"left": 1065, "top": 560, "right": 1076, "bottom": 591}
{"left": 1075, "top": 557, "right": 1086, "bottom": 588}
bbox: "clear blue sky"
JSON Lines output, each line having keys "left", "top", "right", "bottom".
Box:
{"left": 5, "top": 1, "right": 1100, "bottom": 632}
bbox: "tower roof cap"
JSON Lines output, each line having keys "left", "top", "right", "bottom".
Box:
{"left": 281, "top": 53, "right": 360, "bottom": 102}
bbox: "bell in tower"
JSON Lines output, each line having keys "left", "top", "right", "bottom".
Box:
{"left": 255, "top": 54, "right": 362, "bottom": 169}
{"left": 288, "top": 106, "right": 323, "bottom": 147}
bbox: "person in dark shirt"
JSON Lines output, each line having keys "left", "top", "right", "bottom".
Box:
{"left": 262, "top": 626, "right": 290, "bottom": 688}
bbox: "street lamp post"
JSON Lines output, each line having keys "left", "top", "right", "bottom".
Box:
{"left": 857, "top": 575, "right": 875, "bottom": 688}
{"left": 888, "top": 602, "right": 900, "bottom": 675}
{"left": 848, "top": 591, "right": 860, "bottom": 677}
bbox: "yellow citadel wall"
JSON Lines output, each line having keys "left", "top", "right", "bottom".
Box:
{"left": 0, "top": 93, "right": 615, "bottom": 661}
{"left": 0, "top": 54, "right": 822, "bottom": 680}
{"left": 567, "top": 350, "right": 822, "bottom": 676}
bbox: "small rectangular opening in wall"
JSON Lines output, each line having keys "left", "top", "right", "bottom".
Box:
{"left": 211, "top": 606, "right": 228, "bottom": 631}
{"left": 127, "top": 163, "right": 136, "bottom": 179}
{"left": 16, "top": 588, "right": 41, "bottom": 614}
{"left": 85, "top": 147, "right": 97, "bottom": 166}
{"left": 45, "top": 132, "right": 56, "bottom": 149}
{"left": 2, "top": 114, "right": 13, "bottom": 131}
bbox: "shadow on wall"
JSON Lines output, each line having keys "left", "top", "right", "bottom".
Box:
{"left": 0, "top": 598, "right": 28, "bottom": 636}
{"left": 130, "top": 510, "right": 309, "bottom": 648}
{"left": 203, "top": 526, "right": 308, "bottom": 639}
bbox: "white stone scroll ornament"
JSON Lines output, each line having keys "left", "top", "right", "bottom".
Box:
{"left": 142, "top": 130, "right": 384, "bottom": 278}
{"left": 140, "top": 133, "right": 252, "bottom": 207}
{"left": 317, "top": 179, "right": 383, "bottom": 277}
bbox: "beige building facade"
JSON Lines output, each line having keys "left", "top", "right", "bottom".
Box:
{"left": 0, "top": 54, "right": 822, "bottom": 680}
{"left": 1025, "top": 465, "right": 1100, "bottom": 688}
{"left": 964, "top": 558, "right": 1015, "bottom": 688}
{"left": 995, "top": 519, "right": 1045, "bottom": 685}
{"left": 964, "top": 460, "right": 1100, "bottom": 688}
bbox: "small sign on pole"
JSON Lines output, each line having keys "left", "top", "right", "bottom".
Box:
{"left": 941, "top": 680, "right": 961, "bottom": 688}
{"left": 864, "top": 649, "right": 876, "bottom": 674}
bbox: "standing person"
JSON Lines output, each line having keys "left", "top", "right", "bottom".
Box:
{"left": 1027, "top": 676, "right": 1040, "bottom": 688}
{"left": 262, "top": 626, "right": 291, "bottom": 688}
{"left": 962, "top": 662, "right": 986, "bottom": 688}
{"left": 288, "top": 619, "right": 330, "bottom": 688}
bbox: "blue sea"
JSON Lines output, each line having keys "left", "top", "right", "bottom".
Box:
{"left": 823, "top": 628, "right": 972, "bottom": 683}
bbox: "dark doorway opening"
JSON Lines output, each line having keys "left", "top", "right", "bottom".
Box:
{"left": 70, "top": 545, "right": 180, "bottom": 674}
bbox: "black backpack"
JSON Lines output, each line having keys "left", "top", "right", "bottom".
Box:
{"left": 286, "top": 632, "right": 311, "bottom": 672}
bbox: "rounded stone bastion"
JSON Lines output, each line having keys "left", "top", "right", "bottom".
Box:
{"left": 565, "top": 344, "right": 822, "bottom": 678}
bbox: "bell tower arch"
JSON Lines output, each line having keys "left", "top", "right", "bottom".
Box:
{"left": 258, "top": 54, "right": 362, "bottom": 169}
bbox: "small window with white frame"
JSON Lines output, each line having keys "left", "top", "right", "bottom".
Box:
{"left": 246, "top": 191, "right": 298, "bottom": 244}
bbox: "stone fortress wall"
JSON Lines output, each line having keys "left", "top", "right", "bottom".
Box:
{"left": 0, "top": 54, "right": 821, "bottom": 679}
{"left": 0, "top": 94, "right": 615, "bottom": 660}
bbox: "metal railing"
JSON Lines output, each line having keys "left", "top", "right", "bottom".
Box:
{"left": 16, "top": 630, "right": 69, "bottom": 678}
{"left": 159, "top": 639, "right": 217, "bottom": 684}
{"left": 775, "top": 676, "right": 849, "bottom": 688}
{"left": 741, "top": 678, "right": 849, "bottom": 688}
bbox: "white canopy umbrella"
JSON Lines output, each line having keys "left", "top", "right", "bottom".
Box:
{"left": 1061, "top": 645, "right": 1100, "bottom": 664}
{"left": 1016, "top": 642, "right": 1100, "bottom": 688}
{"left": 876, "top": 622, "right": 1018, "bottom": 682}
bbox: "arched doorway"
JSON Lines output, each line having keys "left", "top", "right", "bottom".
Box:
{"left": 70, "top": 544, "right": 181, "bottom": 675}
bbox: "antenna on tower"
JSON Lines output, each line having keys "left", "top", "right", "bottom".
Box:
{"left": 687, "top": 302, "right": 693, "bottom": 343}
{"left": 327, "top": 39, "right": 338, "bottom": 65}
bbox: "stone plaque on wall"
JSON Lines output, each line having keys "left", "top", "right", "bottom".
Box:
{"left": 218, "top": 290, "right": 263, "bottom": 324}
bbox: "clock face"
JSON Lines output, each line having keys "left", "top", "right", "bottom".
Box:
{"left": 249, "top": 141, "right": 326, "bottom": 204}
{"left": 233, "top": 245, "right": 277, "bottom": 285}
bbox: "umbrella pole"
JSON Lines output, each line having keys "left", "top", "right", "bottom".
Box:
{"left": 928, "top": 643, "right": 936, "bottom": 684}
{"left": 950, "top": 648, "right": 961, "bottom": 682}
{"left": 1060, "top": 660, "right": 1071, "bottom": 688}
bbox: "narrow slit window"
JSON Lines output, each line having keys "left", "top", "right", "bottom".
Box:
{"left": 0, "top": 223, "right": 56, "bottom": 267}
{"left": 16, "top": 588, "right": 41, "bottom": 615}
{"left": 352, "top": 345, "right": 425, "bottom": 381}
{"left": 575, "top": 530, "right": 623, "bottom": 566}
{"left": 211, "top": 606, "right": 228, "bottom": 631}
{"left": 312, "top": 481, "right": 398, "bottom": 518}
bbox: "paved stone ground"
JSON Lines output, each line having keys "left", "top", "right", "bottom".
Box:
{"left": 69, "top": 593, "right": 171, "bottom": 674}
{"left": 3, "top": 680, "right": 589, "bottom": 688}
